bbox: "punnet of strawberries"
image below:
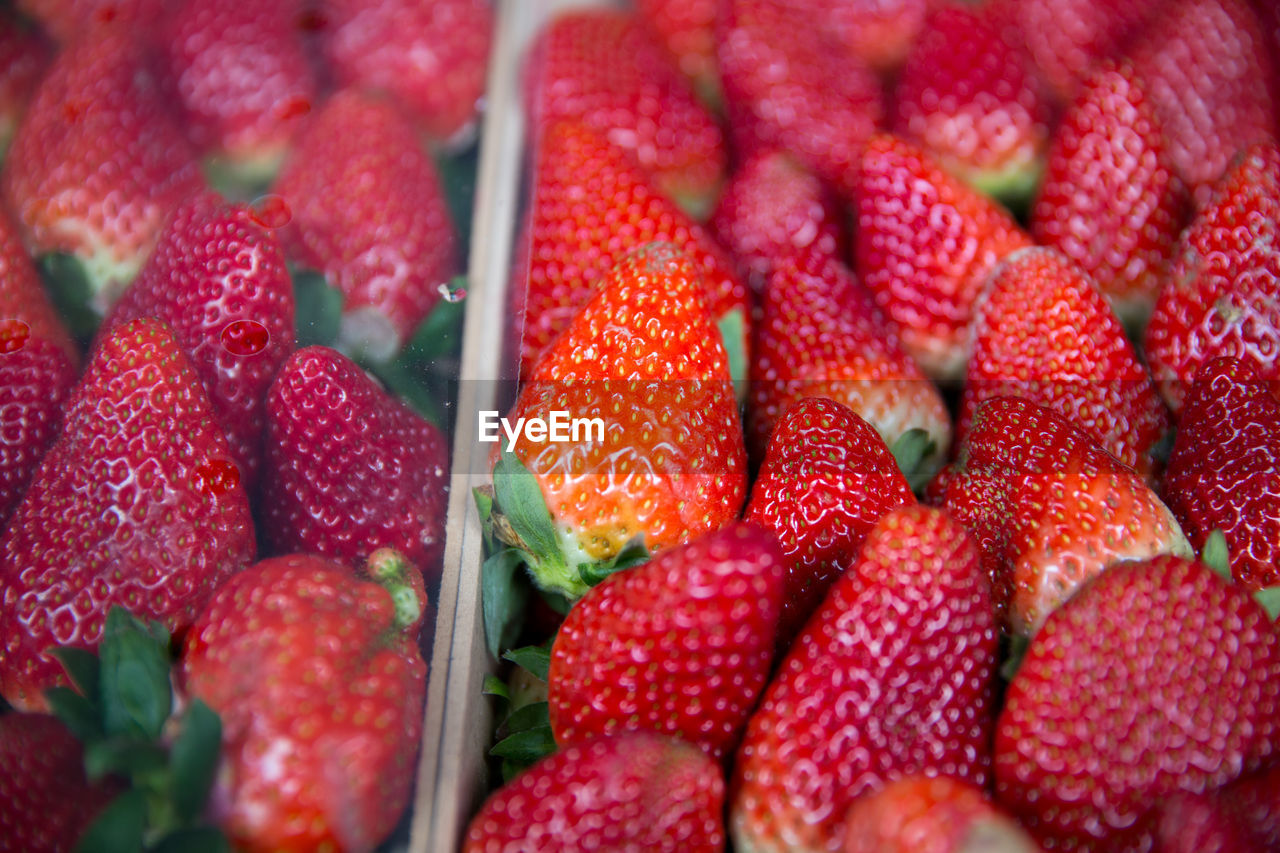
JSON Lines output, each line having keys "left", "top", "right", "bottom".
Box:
{"left": 469, "top": 0, "right": 1280, "bottom": 851}
{"left": 0, "top": 0, "right": 492, "bottom": 850}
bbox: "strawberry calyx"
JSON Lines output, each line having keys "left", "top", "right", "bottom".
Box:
{"left": 484, "top": 642, "right": 556, "bottom": 781}
{"left": 43, "top": 606, "right": 228, "bottom": 852}
{"left": 364, "top": 548, "right": 426, "bottom": 632}
{"left": 1201, "top": 530, "right": 1280, "bottom": 620}
{"left": 37, "top": 251, "right": 102, "bottom": 342}
{"left": 890, "top": 428, "right": 939, "bottom": 492}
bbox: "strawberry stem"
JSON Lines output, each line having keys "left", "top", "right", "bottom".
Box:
{"left": 365, "top": 548, "right": 424, "bottom": 632}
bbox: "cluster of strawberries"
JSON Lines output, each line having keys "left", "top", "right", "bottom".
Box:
{"left": 470, "top": 0, "right": 1280, "bottom": 851}
{"left": 0, "top": 0, "right": 491, "bottom": 850}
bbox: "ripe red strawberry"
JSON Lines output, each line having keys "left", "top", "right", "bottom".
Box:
{"left": 0, "top": 10, "right": 50, "bottom": 158}
{"left": 935, "top": 396, "right": 1191, "bottom": 636}
{"left": 261, "top": 345, "right": 450, "bottom": 582}
{"left": 995, "top": 555, "right": 1280, "bottom": 851}
{"left": 321, "top": 0, "right": 493, "bottom": 144}
{"left": 1157, "top": 788, "right": 1269, "bottom": 853}
{"left": 97, "top": 191, "right": 295, "bottom": 491}
{"left": 745, "top": 398, "right": 916, "bottom": 648}
{"left": 181, "top": 550, "right": 427, "bottom": 853}
{"left": 548, "top": 523, "right": 786, "bottom": 760}
{"left": 634, "top": 0, "right": 720, "bottom": 103}
{"left": 0, "top": 318, "right": 255, "bottom": 711}
{"left": 717, "top": 0, "right": 883, "bottom": 200}
{"left": 0, "top": 209, "right": 79, "bottom": 525}
{"left": 1031, "top": 61, "right": 1188, "bottom": 328}
{"left": 462, "top": 731, "right": 726, "bottom": 853}
{"left": 731, "top": 506, "right": 998, "bottom": 853}
{"left": 1162, "top": 357, "right": 1280, "bottom": 588}
{"left": 748, "top": 248, "right": 952, "bottom": 482}
{"left": 814, "top": 0, "right": 928, "bottom": 74}
{"left": 892, "top": 4, "right": 1053, "bottom": 204}
{"left": 16, "top": 0, "right": 167, "bottom": 42}
{"left": 842, "top": 775, "right": 1043, "bottom": 853}
{"left": 1144, "top": 142, "right": 1280, "bottom": 412}
{"left": 960, "top": 247, "right": 1170, "bottom": 477}
{"left": 526, "top": 8, "right": 726, "bottom": 216}
{"left": 511, "top": 119, "right": 748, "bottom": 381}
{"left": 272, "top": 88, "right": 457, "bottom": 363}
{"left": 488, "top": 242, "right": 746, "bottom": 600}
{"left": 2, "top": 25, "right": 203, "bottom": 318}
{"left": 1129, "top": 0, "right": 1277, "bottom": 209}
{"left": 159, "top": 0, "right": 317, "bottom": 186}
{"left": 0, "top": 713, "right": 121, "bottom": 852}
{"left": 709, "top": 149, "right": 843, "bottom": 293}
{"left": 855, "top": 134, "right": 1033, "bottom": 379}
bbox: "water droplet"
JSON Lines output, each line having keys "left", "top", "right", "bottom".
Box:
{"left": 248, "top": 194, "right": 292, "bottom": 230}
{"left": 439, "top": 282, "right": 466, "bottom": 303}
{"left": 221, "top": 320, "right": 270, "bottom": 356}
{"left": 0, "top": 319, "right": 30, "bottom": 354}
{"left": 193, "top": 458, "right": 242, "bottom": 498}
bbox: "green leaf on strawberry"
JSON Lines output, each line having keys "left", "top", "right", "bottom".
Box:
{"left": 503, "top": 644, "right": 552, "bottom": 683}
{"left": 169, "top": 699, "right": 221, "bottom": 824}
{"left": 99, "top": 608, "right": 172, "bottom": 741}
{"left": 74, "top": 789, "right": 146, "bottom": 853}
{"left": 482, "top": 548, "right": 530, "bottom": 659}
{"left": 37, "top": 251, "right": 101, "bottom": 342}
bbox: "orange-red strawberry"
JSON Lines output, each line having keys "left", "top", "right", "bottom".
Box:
{"left": 463, "top": 731, "right": 726, "bottom": 853}
{"left": 1163, "top": 357, "right": 1280, "bottom": 588}
{"left": 159, "top": 0, "right": 317, "bottom": 186}
{"left": 97, "top": 191, "right": 295, "bottom": 491}
{"left": 2, "top": 26, "right": 203, "bottom": 318}
{"left": 854, "top": 134, "right": 1033, "bottom": 379}
{"left": 488, "top": 242, "right": 746, "bottom": 600}
{"left": 1031, "top": 61, "right": 1188, "bottom": 328}
{"left": 892, "top": 4, "right": 1053, "bottom": 204}
{"left": 935, "top": 396, "right": 1191, "bottom": 636}
{"left": 548, "top": 524, "right": 786, "bottom": 761}
{"left": 0, "top": 10, "right": 49, "bottom": 159}
{"left": 709, "top": 148, "right": 844, "bottom": 293}
{"left": 745, "top": 398, "right": 915, "bottom": 648}
{"left": 717, "top": 0, "right": 883, "bottom": 199}
{"left": 511, "top": 119, "right": 748, "bottom": 381}
{"left": 525, "top": 8, "right": 726, "bottom": 215}
{"left": 321, "top": 0, "right": 493, "bottom": 144}
{"left": 843, "top": 776, "right": 1043, "bottom": 853}
{"left": 0, "top": 318, "right": 255, "bottom": 711}
{"left": 1144, "top": 142, "right": 1280, "bottom": 412}
{"left": 272, "top": 88, "right": 458, "bottom": 363}
{"left": 960, "top": 247, "right": 1170, "bottom": 478}
{"left": 261, "top": 346, "right": 451, "bottom": 583}
{"left": 1129, "top": 0, "right": 1277, "bottom": 209}
{"left": 995, "top": 556, "right": 1280, "bottom": 851}
{"left": 181, "top": 550, "right": 427, "bottom": 853}
{"left": 634, "top": 0, "right": 720, "bottom": 103}
{"left": 731, "top": 506, "right": 998, "bottom": 853}
{"left": 0, "top": 209, "right": 78, "bottom": 525}
{"left": 748, "top": 248, "right": 952, "bottom": 482}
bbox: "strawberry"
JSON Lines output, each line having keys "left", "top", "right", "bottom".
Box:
{"left": 0, "top": 713, "right": 121, "bottom": 853}
{"left": 1031, "top": 61, "right": 1188, "bottom": 328}
{"left": 15, "top": 0, "right": 167, "bottom": 42}
{"left": 634, "top": 0, "right": 720, "bottom": 103}
{"left": 854, "top": 134, "right": 1033, "bottom": 379}
{"left": 1144, "top": 142, "right": 1280, "bottom": 413}
{"left": 511, "top": 119, "right": 748, "bottom": 382}
{"left": 708, "top": 148, "right": 844, "bottom": 293}
{"left": 995, "top": 555, "right": 1280, "bottom": 851}
{"left": 1230, "top": 762, "right": 1280, "bottom": 849}
{"left": 0, "top": 209, "right": 79, "bottom": 525}
{"left": 842, "top": 775, "right": 1043, "bottom": 853}
{"left": 261, "top": 345, "right": 450, "bottom": 584}
{"left": 272, "top": 88, "right": 458, "bottom": 363}
{"left": 814, "top": 0, "right": 928, "bottom": 75}
{"left": 0, "top": 10, "right": 50, "bottom": 159}
{"left": 730, "top": 506, "right": 998, "bottom": 853}
{"left": 181, "top": 550, "right": 427, "bottom": 853}
{"left": 548, "top": 523, "right": 786, "bottom": 761}
{"left": 97, "top": 191, "right": 295, "bottom": 492}
{"left": 320, "top": 0, "right": 493, "bottom": 144}
{"left": 0, "top": 317, "right": 255, "bottom": 711}
{"left": 748, "top": 248, "right": 952, "bottom": 483}
{"left": 1162, "top": 357, "right": 1280, "bottom": 589}
{"left": 158, "top": 0, "right": 317, "bottom": 188}
{"left": 1129, "top": 0, "right": 1277, "bottom": 209}
{"left": 717, "top": 0, "right": 883, "bottom": 200}
{"left": 463, "top": 731, "right": 726, "bottom": 853}
{"left": 525, "top": 8, "right": 726, "bottom": 216}
{"left": 486, "top": 242, "right": 746, "bottom": 600}
{"left": 1, "top": 25, "right": 204, "bottom": 321}
{"left": 744, "top": 397, "right": 916, "bottom": 648}
{"left": 1157, "top": 789, "right": 1269, "bottom": 853}
{"left": 960, "top": 247, "right": 1170, "bottom": 478}
{"left": 935, "top": 396, "right": 1192, "bottom": 636}
{"left": 891, "top": 4, "right": 1053, "bottom": 204}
